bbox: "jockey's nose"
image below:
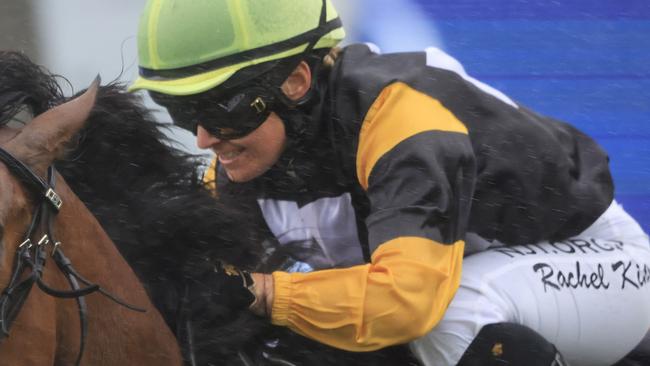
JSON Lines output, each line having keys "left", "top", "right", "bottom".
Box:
{"left": 196, "top": 125, "right": 221, "bottom": 149}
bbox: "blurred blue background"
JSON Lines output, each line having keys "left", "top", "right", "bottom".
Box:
{"left": 345, "top": 0, "right": 650, "bottom": 233}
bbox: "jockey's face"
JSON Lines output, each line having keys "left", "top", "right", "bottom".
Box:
{"left": 196, "top": 111, "right": 286, "bottom": 182}
{"left": 196, "top": 60, "right": 311, "bottom": 183}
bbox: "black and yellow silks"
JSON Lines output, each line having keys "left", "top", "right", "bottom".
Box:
{"left": 207, "top": 44, "right": 613, "bottom": 351}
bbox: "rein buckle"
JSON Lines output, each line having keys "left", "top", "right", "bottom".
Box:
{"left": 51, "top": 241, "right": 61, "bottom": 256}
{"left": 18, "top": 238, "right": 32, "bottom": 249}
{"left": 37, "top": 235, "right": 50, "bottom": 247}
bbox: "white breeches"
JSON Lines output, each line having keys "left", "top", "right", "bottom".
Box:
{"left": 410, "top": 201, "right": 650, "bottom": 366}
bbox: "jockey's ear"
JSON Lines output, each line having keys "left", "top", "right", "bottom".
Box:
{"left": 281, "top": 61, "right": 311, "bottom": 102}
{"left": 4, "top": 76, "right": 99, "bottom": 176}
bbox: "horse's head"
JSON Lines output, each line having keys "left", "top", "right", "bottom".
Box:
{"left": 0, "top": 60, "right": 183, "bottom": 363}
{"left": 0, "top": 81, "right": 98, "bottom": 268}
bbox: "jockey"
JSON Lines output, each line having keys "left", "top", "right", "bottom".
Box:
{"left": 129, "top": 1, "right": 650, "bottom": 365}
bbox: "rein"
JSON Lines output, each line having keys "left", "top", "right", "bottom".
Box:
{"left": 0, "top": 146, "right": 145, "bottom": 366}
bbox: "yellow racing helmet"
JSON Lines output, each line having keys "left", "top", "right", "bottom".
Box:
{"left": 129, "top": 0, "right": 345, "bottom": 96}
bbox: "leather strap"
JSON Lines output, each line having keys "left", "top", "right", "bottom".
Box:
{"left": 0, "top": 147, "right": 145, "bottom": 365}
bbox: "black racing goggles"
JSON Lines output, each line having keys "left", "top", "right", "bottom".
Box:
{"left": 150, "top": 85, "right": 278, "bottom": 140}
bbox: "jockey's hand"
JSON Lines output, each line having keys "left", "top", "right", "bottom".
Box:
{"left": 188, "top": 260, "right": 256, "bottom": 316}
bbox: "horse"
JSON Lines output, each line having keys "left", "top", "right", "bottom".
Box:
{"left": 0, "top": 50, "right": 419, "bottom": 365}
{"left": 0, "top": 52, "right": 183, "bottom": 365}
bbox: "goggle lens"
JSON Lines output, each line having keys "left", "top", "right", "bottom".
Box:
{"left": 150, "top": 86, "right": 274, "bottom": 139}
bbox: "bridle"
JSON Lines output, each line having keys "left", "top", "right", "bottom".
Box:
{"left": 0, "top": 146, "right": 145, "bottom": 366}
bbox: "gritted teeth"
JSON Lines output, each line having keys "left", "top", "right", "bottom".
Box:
{"left": 219, "top": 150, "right": 242, "bottom": 159}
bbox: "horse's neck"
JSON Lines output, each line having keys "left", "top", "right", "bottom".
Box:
{"left": 47, "top": 177, "right": 182, "bottom": 365}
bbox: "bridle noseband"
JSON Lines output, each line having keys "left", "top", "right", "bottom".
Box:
{"left": 0, "top": 146, "right": 145, "bottom": 366}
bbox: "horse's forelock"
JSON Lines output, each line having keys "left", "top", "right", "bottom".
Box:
{"left": 0, "top": 51, "right": 63, "bottom": 125}
{"left": 2, "top": 79, "right": 98, "bottom": 176}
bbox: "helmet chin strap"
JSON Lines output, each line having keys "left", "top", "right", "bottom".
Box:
{"left": 259, "top": 0, "right": 336, "bottom": 182}
{"left": 271, "top": 62, "right": 332, "bottom": 186}
{"left": 273, "top": 52, "right": 327, "bottom": 146}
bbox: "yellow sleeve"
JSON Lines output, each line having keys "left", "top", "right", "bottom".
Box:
{"left": 271, "top": 237, "right": 464, "bottom": 351}
{"left": 271, "top": 82, "right": 471, "bottom": 351}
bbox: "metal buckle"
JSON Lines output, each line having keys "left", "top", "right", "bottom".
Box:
{"left": 51, "top": 241, "right": 62, "bottom": 256}
{"left": 37, "top": 235, "right": 50, "bottom": 247}
{"left": 45, "top": 188, "right": 63, "bottom": 210}
{"left": 250, "top": 97, "right": 266, "bottom": 114}
{"left": 18, "top": 238, "right": 32, "bottom": 249}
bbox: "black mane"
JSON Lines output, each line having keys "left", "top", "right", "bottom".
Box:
{"left": 0, "top": 51, "right": 417, "bottom": 366}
